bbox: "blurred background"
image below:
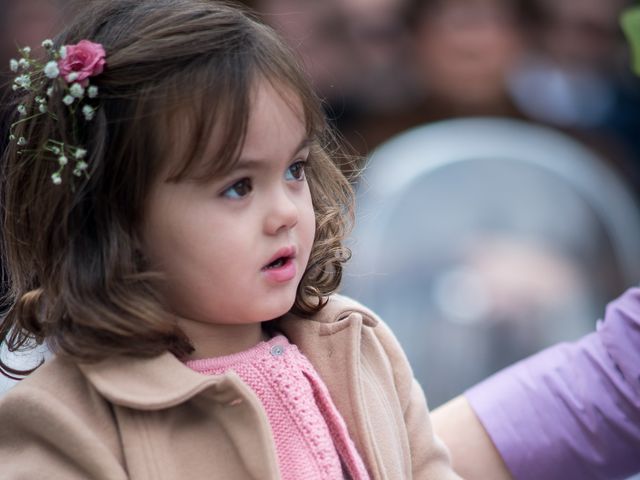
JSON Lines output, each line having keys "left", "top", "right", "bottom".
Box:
{"left": 234, "top": 0, "right": 640, "bottom": 412}
{"left": 2, "top": 0, "right": 640, "bottom": 423}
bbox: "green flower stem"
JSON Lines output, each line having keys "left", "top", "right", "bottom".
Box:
{"left": 621, "top": 6, "right": 640, "bottom": 75}
{"left": 9, "top": 111, "right": 46, "bottom": 141}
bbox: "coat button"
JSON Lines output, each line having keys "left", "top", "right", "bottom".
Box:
{"left": 270, "top": 345, "right": 285, "bottom": 356}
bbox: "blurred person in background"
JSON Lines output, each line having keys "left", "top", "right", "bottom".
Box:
{"left": 508, "top": 0, "right": 640, "bottom": 196}
{"left": 409, "top": 0, "right": 531, "bottom": 117}
{"left": 238, "top": 0, "right": 363, "bottom": 135}
{"left": 336, "top": 0, "right": 418, "bottom": 126}
{"left": 510, "top": 0, "right": 631, "bottom": 127}
{"left": 240, "top": 0, "right": 354, "bottom": 100}
{"left": 240, "top": 0, "right": 417, "bottom": 160}
{"left": 342, "top": 0, "right": 536, "bottom": 155}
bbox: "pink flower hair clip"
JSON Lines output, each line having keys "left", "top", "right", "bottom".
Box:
{"left": 9, "top": 39, "right": 106, "bottom": 185}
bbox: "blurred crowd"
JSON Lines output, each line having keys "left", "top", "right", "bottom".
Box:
{"left": 2, "top": 0, "right": 640, "bottom": 187}
{"left": 238, "top": 0, "right": 640, "bottom": 193}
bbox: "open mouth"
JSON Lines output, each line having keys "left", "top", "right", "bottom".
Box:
{"left": 262, "top": 246, "right": 297, "bottom": 282}
{"left": 262, "top": 246, "right": 296, "bottom": 271}
{"left": 264, "top": 256, "right": 289, "bottom": 270}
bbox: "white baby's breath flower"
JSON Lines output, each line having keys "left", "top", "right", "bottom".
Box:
{"left": 47, "top": 86, "right": 54, "bottom": 97}
{"left": 51, "top": 146, "right": 61, "bottom": 155}
{"left": 12, "top": 85, "right": 18, "bottom": 91}
{"left": 39, "top": 104, "right": 48, "bottom": 113}
{"left": 69, "top": 83, "right": 85, "bottom": 98}
{"left": 51, "top": 172, "right": 62, "bottom": 185}
{"left": 35, "top": 96, "right": 44, "bottom": 104}
{"left": 82, "top": 104, "right": 95, "bottom": 121}
{"left": 74, "top": 148, "right": 87, "bottom": 159}
{"left": 9, "top": 134, "right": 16, "bottom": 141}
{"left": 73, "top": 161, "right": 88, "bottom": 176}
{"left": 9, "top": 59, "right": 18, "bottom": 72}
{"left": 59, "top": 46, "right": 67, "bottom": 59}
{"left": 14, "top": 74, "right": 31, "bottom": 89}
{"left": 62, "top": 95, "right": 75, "bottom": 106}
{"left": 58, "top": 155, "right": 68, "bottom": 166}
{"left": 41, "top": 39, "right": 54, "bottom": 49}
{"left": 66, "top": 72, "right": 79, "bottom": 82}
{"left": 43, "top": 61, "right": 60, "bottom": 79}
{"left": 17, "top": 137, "right": 27, "bottom": 146}
{"left": 18, "top": 58, "right": 29, "bottom": 69}
{"left": 17, "top": 104, "right": 27, "bottom": 116}
{"left": 22, "top": 46, "right": 31, "bottom": 55}
{"left": 87, "top": 86, "right": 98, "bottom": 98}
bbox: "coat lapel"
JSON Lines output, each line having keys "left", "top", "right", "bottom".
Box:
{"left": 78, "top": 351, "right": 233, "bottom": 409}
{"left": 79, "top": 351, "right": 282, "bottom": 478}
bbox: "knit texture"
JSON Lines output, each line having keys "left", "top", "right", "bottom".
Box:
{"left": 186, "top": 335, "right": 370, "bottom": 480}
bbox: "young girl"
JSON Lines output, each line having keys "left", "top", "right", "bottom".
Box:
{"left": 0, "top": 1, "right": 459, "bottom": 478}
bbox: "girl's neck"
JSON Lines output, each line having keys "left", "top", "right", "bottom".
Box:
{"left": 178, "top": 319, "right": 269, "bottom": 360}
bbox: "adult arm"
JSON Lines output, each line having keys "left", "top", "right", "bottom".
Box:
{"left": 432, "top": 395, "right": 513, "bottom": 480}
{"left": 434, "top": 287, "right": 640, "bottom": 480}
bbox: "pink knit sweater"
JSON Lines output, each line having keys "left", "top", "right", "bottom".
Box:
{"left": 186, "top": 335, "right": 370, "bottom": 480}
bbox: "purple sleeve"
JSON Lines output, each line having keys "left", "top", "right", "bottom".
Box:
{"left": 465, "top": 287, "right": 640, "bottom": 480}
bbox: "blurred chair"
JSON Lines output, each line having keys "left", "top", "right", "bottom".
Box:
{"left": 343, "top": 117, "right": 640, "bottom": 407}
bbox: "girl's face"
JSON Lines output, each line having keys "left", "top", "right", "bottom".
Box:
{"left": 142, "top": 79, "right": 316, "bottom": 332}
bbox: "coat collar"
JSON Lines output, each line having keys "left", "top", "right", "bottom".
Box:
{"left": 78, "top": 295, "right": 378, "bottom": 410}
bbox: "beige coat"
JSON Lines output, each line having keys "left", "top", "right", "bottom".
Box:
{"left": 0, "top": 295, "right": 460, "bottom": 479}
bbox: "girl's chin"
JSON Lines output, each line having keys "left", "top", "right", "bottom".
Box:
{"left": 258, "top": 293, "right": 298, "bottom": 321}
{"left": 173, "top": 288, "right": 299, "bottom": 325}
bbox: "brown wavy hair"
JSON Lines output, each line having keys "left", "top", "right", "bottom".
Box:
{"left": 0, "top": 0, "right": 356, "bottom": 378}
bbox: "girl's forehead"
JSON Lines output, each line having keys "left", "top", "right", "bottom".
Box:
{"left": 160, "top": 78, "right": 312, "bottom": 182}
{"left": 241, "top": 81, "right": 307, "bottom": 149}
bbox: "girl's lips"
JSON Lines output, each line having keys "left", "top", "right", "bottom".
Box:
{"left": 262, "top": 245, "right": 297, "bottom": 283}
{"left": 263, "top": 246, "right": 296, "bottom": 268}
{"left": 262, "top": 256, "right": 297, "bottom": 283}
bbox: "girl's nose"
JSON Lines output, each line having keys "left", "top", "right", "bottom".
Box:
{"left": 263, "top": 188, "right": 299, "bottom": 235}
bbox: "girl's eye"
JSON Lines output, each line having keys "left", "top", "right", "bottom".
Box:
{"left": 285, "top": 161, "right": 306, "bottom": 181}
{"left": 222, "top": 178, "right": 253, "bottom": 199}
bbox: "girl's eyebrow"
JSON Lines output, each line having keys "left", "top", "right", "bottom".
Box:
{"left": 234, "top": 136, "right": 311, "bottom": 171}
